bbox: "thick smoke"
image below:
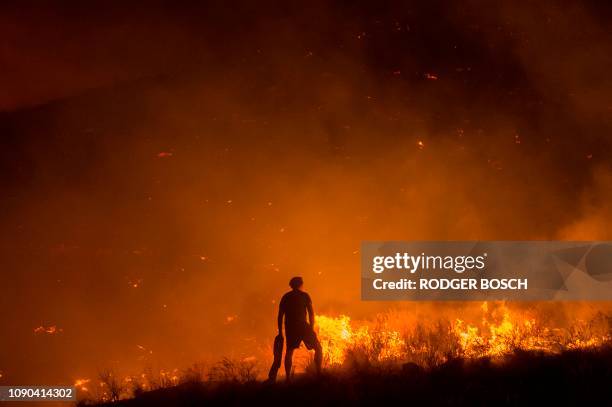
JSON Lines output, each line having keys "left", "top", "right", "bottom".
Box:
{"left": 0, "top": 0, "right": 611, "bottom": 385}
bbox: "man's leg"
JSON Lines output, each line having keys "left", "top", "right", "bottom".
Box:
{"left": 284, "top": 348, "right": 294, "bottom": 381}
{"left": 305, "top": 329, "right": 323, "bottom": 375}
{"left": 313, "top": 341, "right": 322, "bottom": 375}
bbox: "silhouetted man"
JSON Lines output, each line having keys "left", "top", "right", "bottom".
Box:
{"left": 276, "top": 276, "right": 322, "bottom": 381}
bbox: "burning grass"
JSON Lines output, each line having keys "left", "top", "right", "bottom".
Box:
{"left": 309, "top": 302, "right": 611, "bottom": 370}
{"left": 77, "top": 302, "right": 612, "bottom": 403}
{"left": 85, "top": 345, "right": 612, "bottom": 406}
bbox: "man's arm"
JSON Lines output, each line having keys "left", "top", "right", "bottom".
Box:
{"left": 307, "top": 300, "right": 315, "bottom": 328}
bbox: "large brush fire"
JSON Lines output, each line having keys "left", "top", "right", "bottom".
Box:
{"left": 309, "top": 302, "right": 611, "bottom": 369}
{"left": 68, "top": 302, "right": 611, "bottom": 402}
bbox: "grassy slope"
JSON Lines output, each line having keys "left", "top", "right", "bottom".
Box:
{"left": 89, "top": 346, "right": 612, "bottom": 406}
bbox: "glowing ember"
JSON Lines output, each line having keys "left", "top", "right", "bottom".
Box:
{"left": 33, "top": 325, "right": 62, "bottom": 335}
{"left": 128, "top": 278, "right": 143, "bottom": 288}
{"left": 136, "top": 344, "right": 153, "bottom": 355}
{"left": 74, "top": 378, "right": 91, "bottom": 392}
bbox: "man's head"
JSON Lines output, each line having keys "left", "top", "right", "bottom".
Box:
{"left": 289, "top": 276, "right": 303, "bottom": 290}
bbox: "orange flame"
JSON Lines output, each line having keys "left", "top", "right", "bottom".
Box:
{"left": 310, "top": 302, "right": 611, "bottom": 368}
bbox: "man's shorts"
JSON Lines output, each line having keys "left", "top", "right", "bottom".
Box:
{"left": 286, "top": 323, "right": 320, "bottom": 350}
